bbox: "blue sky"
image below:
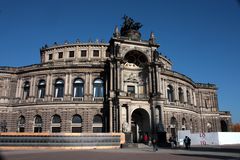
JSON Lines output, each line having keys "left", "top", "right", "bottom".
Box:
{"left": 0, "top": 0, "right": 239, "bottom": 123}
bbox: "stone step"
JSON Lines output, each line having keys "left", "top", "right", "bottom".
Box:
{"left": 122, "top": 143, "right": 151, "bottom": 149}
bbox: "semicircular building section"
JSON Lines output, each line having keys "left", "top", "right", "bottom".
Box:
{"left": 0, "top": 19, "right": 232, "bottom": 143}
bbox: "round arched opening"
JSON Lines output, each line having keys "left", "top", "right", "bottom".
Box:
{"left": 131, "top": 108, "right": 150, "bottom": 143}
{"left": 221, "top": 120, "right": 228, "bottom": 132}
{"left": 124, "top": 50, "right": 148, "bottom": 67}
{"left": 170, "top": 117, "right": 178, "bottom": 138}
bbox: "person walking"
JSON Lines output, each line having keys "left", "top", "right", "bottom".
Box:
{"left": 169, "top": 136, "right": 177, "bottom": 148}
{"left": 184, "top": 136, "right": 191, "bottom": 149}
{"left": 152, "top": 137, "right": 158, "bottom": 152}
{"left": 143, "top": 133, "right": 148, "bottom": 145}
{"left": 169, "top": 137, "right": 174, "bottom": 148}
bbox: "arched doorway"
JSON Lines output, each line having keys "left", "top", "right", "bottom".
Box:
{"left": 170, "top": 117, "right": 178, "bottom": 138}
{"left": 131, "top": 108, "right": 150, "bottom": 143}
{"left": 221, "top": 120, "right": 228, "bottom": 132}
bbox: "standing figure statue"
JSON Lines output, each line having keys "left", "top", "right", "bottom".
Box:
{"left": 122, "top": 121, "right": 129, "bottom": 133}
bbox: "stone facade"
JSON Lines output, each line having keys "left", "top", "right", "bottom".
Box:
{"left": 0, "top": 25, "right": 232, "bottom": 142}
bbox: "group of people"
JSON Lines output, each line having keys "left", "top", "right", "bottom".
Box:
{"left": 143, "top": 133, "right": 158, "bottom": 152}
{"left": 169, "top": 135, "right": 191, "bottom": 149}
{"left": 142, "top": 133, "right": 191, "bottom": 151}
{"left": 168, "top": 136, "right": 177, "bottom": 148}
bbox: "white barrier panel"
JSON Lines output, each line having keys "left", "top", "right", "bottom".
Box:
{"left": 218, "top": 132, "right": 240, "bottom": 145}
{"left": 178, "top": 130, "right": 240, "bottom": 146}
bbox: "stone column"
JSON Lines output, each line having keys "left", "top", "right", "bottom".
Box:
{"left": 183, "top": 87, "right": 187, "bottom": 103}
{"left": 156, "top": 67, "right": 160, "bottom": 94}
{"left": 89, "top": 73, "right": 92, "bottom": 100}
{"left": 16, "top": 78, "right": 21, "bottom": 98}
{"left": 88, "top": 46, "right": 91, "bottom": 61}
{"left": 109, "top": 100, "right": 113, "bottom": 132}
{"left": 68, "top": 73, "right": 72, "bottom": 98}
{"left": 174, "top": 83, "right": 178, "bottom": 102}
{"left": 49, "top": 74, "right": 53, "bottom": 100}
{"left": 119, "top": 104, "right": 122, "bottom": 132}
{"left": 120, "top": 64, "right": 124, "bottom": 91}
{"left": 193, "top": 91, "right": 197, "bottom": 106}
{"left": 148, "top": 66, "right": 152, "bottom": 94}
{"left": 117, "top": 61, "right": 121, "bottom": 90}
{"left": 84, "top": 73, "right": 89, "bottom": 101}
{"left": 45, "top": 74, "right": 49, "bottom": 97}
{"left": 29, "top": 77, "right": 34, "bottom": 98}
{"left": 32, "top": 76, "right": 36, "bottom": 99}
{"left": 64, "top": 74, "right": 69, "bottom": 97}
{"left": 110, "top": 63, "right": 113, "bottom": 90}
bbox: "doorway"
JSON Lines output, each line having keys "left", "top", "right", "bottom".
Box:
{"left": 131, "top": 108, "right": 150, "bottom": 143}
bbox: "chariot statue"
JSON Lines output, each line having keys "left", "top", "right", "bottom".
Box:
{"left": 120, "top": 15, "right": 143, "bottom": 41}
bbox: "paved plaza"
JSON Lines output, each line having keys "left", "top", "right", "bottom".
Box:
{"left": 0, "top": 145, "right": 240, "bottom": 160}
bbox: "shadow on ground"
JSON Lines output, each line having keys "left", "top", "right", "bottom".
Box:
{"left": 0, "top": 150, "right": 5, "bottom": 160}
{"left": 159, "top": 145, "right": 240, "bottom": 153}
{"left": 172, "top": 153, "right": 240, "bottom": 160}
{"left": 176, "top": 146, "right": 240, "bottom": 153}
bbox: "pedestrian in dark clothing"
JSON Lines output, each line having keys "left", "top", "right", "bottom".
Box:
{"left": 169, "top": 136, "right": 177, "bottom": 148}
{"left": 184, "top": 136, "right": 191, "bottom": 149}
{"left": 152, "top": 137, "right": 158, "bottom": 152}
{"left": 169, "top": 137, "right": 174, "bottom": 148}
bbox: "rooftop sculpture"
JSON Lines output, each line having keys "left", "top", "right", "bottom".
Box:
{"left": 120, "top": 15, "right": 143, "bottom": 40}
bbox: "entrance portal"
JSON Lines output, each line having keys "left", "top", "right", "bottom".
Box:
{"left": 131, "top": 108, "right": 150, "bottom": 143}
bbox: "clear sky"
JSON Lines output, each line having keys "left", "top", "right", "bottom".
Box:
{"left": 0, "top": 0, "right": 239, "bottom": 123}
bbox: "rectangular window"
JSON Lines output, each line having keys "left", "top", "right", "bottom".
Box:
{"left": 93, "top": 127, "right": 103, "bottom": 133}
{"left": 69, "top": 51, "right": 74, "bottom": 57}
{"left": 58, "top": 52, "right": 63, "bottom": 59}
{"left": 19, "top": 127, "right": 25, "bottom": 132}
{"left": 105, "top": 52, "right": 110, "bottom": 57}
{"left": 34, "top": 127, "right": 42, "bottom": 133}
{"left": 127, "top": 86, "right": 135, "bottom": 94}
{"left": 81, "top": 50, "right": 87, "bottom": 57}
{"left": 52, "top": 127, "right": 61, "bottom": 133}
{"left": 93, "top": 50, "right": 99, "bottom": 57}
{"left": 72, "top": 127, "right": 82, "bottom": 133}
{"left": 49, "top": 54, "right": 53, "bottom": 60}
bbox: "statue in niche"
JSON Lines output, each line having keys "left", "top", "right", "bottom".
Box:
{"left": 122, "top": 121, "right": 129, "bottom": 132}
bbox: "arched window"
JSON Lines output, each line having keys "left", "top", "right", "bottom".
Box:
{"left": 170, "top": 117, "right": 177, "bottom": 138}
{"left": 72, "top": 114, "right": 82, "bottom": 123}
{"left": 54, "top": 79, "right": 64, "bottom": 98}
{"left": 23, "top": 81, "right": 30, "bottom": 100}
{"left": 38, "top": 80, "right": 46, "bottom": 98}
{"left": 221, "top": 120, "right": 228, "bottom": 132}
{"left": 178, "top": 87, "right": 184, "bottom": 103}
{"left": 187, "top": 90, "right": 191, "bottom": 104}
{"left": 51, "top": 114, "right": 61, "bottom": 133}
{"left": 52, "top": 114, "right": 61, "bottom": 123}
{"left": 73, "top": 78, "right": 84, "bottom": 97}
{"left": 167, "top": 85, "right": 174, "bottom": 102}
{"left": 18, "top": 116, "right": 25, "bottom": 132}
{"left": 34, "top": 115, "right": 42, "bottom": 133}
{"left": 72, "top": 114, "right": 82, "bottom": 133}
{"left": 93, "top": 79, "right": 103, "bottom": 97}
{"left": 93, "top": 114, "right": 103, "bottom": 133}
